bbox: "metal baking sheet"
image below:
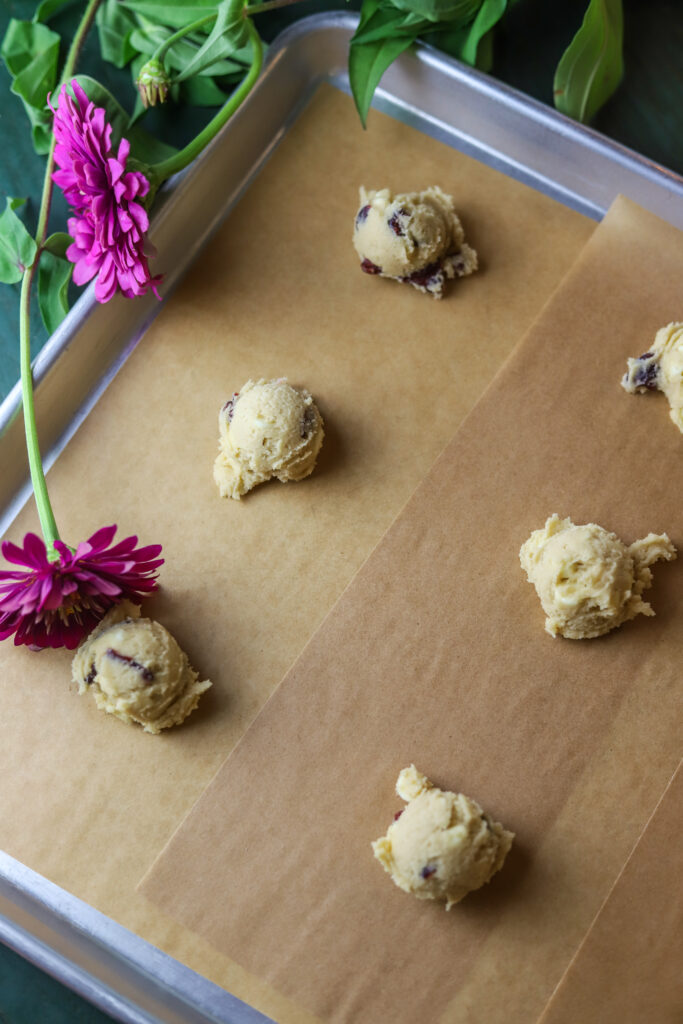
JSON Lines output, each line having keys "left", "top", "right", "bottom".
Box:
{"left": 0, "top": 13, "right": 681, "bottom": 1023}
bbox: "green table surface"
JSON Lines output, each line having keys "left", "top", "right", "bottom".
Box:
{"left": 0, "top": 1, "right": 682, "bottom": 1022}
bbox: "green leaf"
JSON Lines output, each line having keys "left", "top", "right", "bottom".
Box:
{"left": 38, "top": 249, "right": 73, "bottom": 334}
{"left": 553, "top": 0, "right": 624, "bottom": 123}
{"left": 0, "top": 198, "right": 37, "bottom": 284}
{"left": 129, "top": 23, "right": 190, "bottom": 63}
{"left": 43, "top": 231, "right": 72, "bottom": 258}
{"left": 350, "top": 2, "right": 423, "bottom": 127}
{"left": 458, "top": 0, "right": 506, "bottom": 64}
{"left": 21, "top": 109, "right": 53, "bottom": 155}
{"left": 390, "top": 0, "right": 480, "bottom": 26}
{"left": 1, "top": 20, "right": 61, "bottom": 154}
{"left": 352, "top": 6, "right": 430, "bottom": 46}
{"left": 174, "top": 0, "right": 248, "bottom": 82}
{"left": 129, "top": 28, "right": 187, "bottom": 71}
{"left": 349, "top": 34, "right": 417, "bottom": 127}
{"left": 34, "top": 0, "right": 75, "bottom": 21}
{"left": 475, "top": 26, "right": 494, "bottom": 72}
{"left": 1, "top": 19, "right": 60, "bottom": 81}
{"left": 96, "top": 0, "right": 138, "bottom": 68}
{"left": 127, "top": 22, "right": 240, "bottom": 77}
{"left": 349, "top": 35, "right": 417, "bottom": 128}
{"left": 425, "top": 0, "right": 506, "bottom": 67}
{"left": 10, "top": 41, "right": 60, "bottom": 108}
{"left": 127, "top": 124, "right": 179, "bottom": 163}
{"left": 350, "top": 0, "right": 433, "bottom": 125}
{"left": 178, "top": 74, "right": 227, "bottom": 105}
{"left": 118, "top": 1, "right": 218, "bottom": 30}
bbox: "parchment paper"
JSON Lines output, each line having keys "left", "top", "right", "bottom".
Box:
{"left": 0, "top": 85, "right": 594, "bottom": 1022}
{"left": 140, "top": 196, "right": 683, "bottom": 1024}
{"left": 539, "top": 760, "right": 683, "bottom": 1024}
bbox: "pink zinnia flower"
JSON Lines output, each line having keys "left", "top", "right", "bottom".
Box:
{"left": 50, "top": 80, "right": 162, "bottom": 303}
{"left": 0, "top": 526, "right": 163, "bottom": 650}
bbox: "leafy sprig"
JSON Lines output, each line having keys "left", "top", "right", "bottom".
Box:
{"left": 349, "top": 0, "right": 625, "bottom": 127}
{"left": 349, "top": 0, "right": 521, "bottom": 126}
{"left": 97, "top": 0, "right": 253, "bottom": 118}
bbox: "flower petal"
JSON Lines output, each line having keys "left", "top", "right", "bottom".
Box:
{"left": 0, "top": 527, "right": 162, "bottom": 650}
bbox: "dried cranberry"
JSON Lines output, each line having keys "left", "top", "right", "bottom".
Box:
{"left": 106, "top": 648, "right": 154, "bottom": 682}
{"left": 403, "top": 261, "right": 441, "bottom": 287}
{"left": 421, "top": 864, "right": 437, "bottom": 879}
{"left": 85, "top": 663, "right": 97, "bottom": 686}
{"left": 633, "top": 356, "right": 659, "bottom": 389}
{"left": 360, "top": 258, "right": 382, "bottom": 275}
{"left": 388, "top": 207, "right": 408, "bottom": 236}
{"left": 222, "top": 392, "right": 239, "bottom": 420}
{"left": 393, "top": 809, "right": 404, "bottom": 821}
{"left": 355, "top": 204, "right": 371, "bottom": 227}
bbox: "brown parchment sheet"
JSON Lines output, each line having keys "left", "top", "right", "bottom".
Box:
{"left": 0, "top": 85, "right": 594, "bottom": 1021}
{"left": 539, "top": 760, "right": 683, "bottom": 1024}
{"left": 141, "top": 196, "right": 683, "bottom": 1024}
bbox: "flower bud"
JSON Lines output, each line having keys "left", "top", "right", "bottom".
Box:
{"left": 136, "top": 58, "right": 170, "bottom": 109}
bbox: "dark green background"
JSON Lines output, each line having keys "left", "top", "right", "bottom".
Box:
{"left": 0, "top": 1, "right": 682, "bottom": 1021}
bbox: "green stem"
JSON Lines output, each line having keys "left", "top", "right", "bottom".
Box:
{"left": 19, "top": 272, "right": 59, "bottom": 549}
{"left": 152, "top": 12, "right": 216, "bottom": 64}
{"left": 19, "top": 0, "right": 104, "bottom": 555}
{"left": 59, "top": 0, "right": 103, "bottom": 97}
{"left": 150, "top": 20, "right": 263, "bottom": 181}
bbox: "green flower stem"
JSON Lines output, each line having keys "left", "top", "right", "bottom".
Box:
{"left": 18, "top": 0, "right": 104, "bottom": 556}
{"left": 152, "top": 13, "right": 217, "bottom": 64}
{"left": 150, "top": 20, "right": 263, "bottom": 182}
{"left": 19, "top": 270, "right": 59, "bottom": 550}
{"left": 59, "top": 0, "right": 104, "bottom": 96}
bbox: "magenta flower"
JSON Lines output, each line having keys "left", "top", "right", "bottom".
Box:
{"left": 50, "top": 80, "right": 162, "bottom": 303}
{"left": 0, "top": 526, "right": 163, "bottom": 650}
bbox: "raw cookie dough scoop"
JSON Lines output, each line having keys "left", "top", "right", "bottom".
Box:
{"left": 213, "top": 378, "right": 324, "bottom": 500}
{"left": 520, "top": 514, "right": 676, "bottom": 639}
{"left": 622, "top": 322, "right": 683, "bottom": 433}
{"left": 72, "top": 601, "right": 211, "bottom": 733}
{"left": 372, "top": 765, "right": 513, "bottom": 908}
{"left": 353, "top": 186, "right": 478, "bottom": 297}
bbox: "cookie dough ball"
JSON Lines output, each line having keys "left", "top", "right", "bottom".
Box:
{"left": 213, "top": 378, "right": 324, "bottom": 500}
{"left": 372, "top": 765, "right": 513, "bottom": 909}
{"left": 72, "top": 601, "right": 211, "bottom": 733}
{"left": 622, "top": 322, "right": 683, "bottom": 433}
{"left": 520, "top": 514, "right": 676, "bottom": 639}
{"left": 353, "top": 186, "right": 478, "bottom": 298}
